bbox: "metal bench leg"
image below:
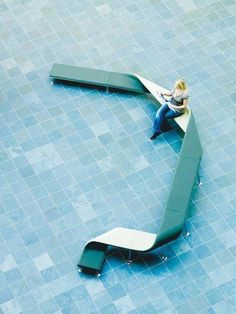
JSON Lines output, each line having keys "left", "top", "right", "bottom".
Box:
{"left": 160, "top": 247, "right": 167, "bottom": 261}
{"left": 197, "top": 172, "right": 202, "bottom": 186}
{"left": 127, "top": 250, "right": 132, "bottom": 264}
{"left": 106, "top": 86, "right": 109, "bottom": 93}
{"left": 51, "top": 80, "right": 54, "bottom": 85}
{"left": 183, "top": 224, "right": 190, "bottom": 237}
{"left": 96, "top": 271, "right": 101, "bottom": 277}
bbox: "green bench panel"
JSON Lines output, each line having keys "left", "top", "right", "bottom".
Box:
{"left": 108, "top": 72, "right": 148, "bottom": 93}
{"left": 149, "top": 116, "right": 202, "bottom": 250}
{"left": 50, "top": 63, "right": 110, "bottom": 87}
{"left": 180, "top": 114, "right": 202, "bottom": 159}
{"left": 165, "top": 156, "right": 201, "bottom": 213}
{"left": 50, "top": 64, "right": 202, "bottom": 273}
{"left": 50, "top": 63, "right": 149, "bottom": 93}
{"left": 78, "top": 242, "right": 108, "bottom": 272}
{"left": 152, "top": 209, "right": 185, "bottom": 248}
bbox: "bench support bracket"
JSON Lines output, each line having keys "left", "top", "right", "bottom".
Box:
{"left": 127, "top": 250, "right": 132, "bottom": 264}
{"left": 197, "top": 172, "right": 202, "bottom": 186}
{"left": 183, "top": 224, "right": 190, "bottom": 237}
{"left": 160, "top": 247, "right": 167, "bottom": 261}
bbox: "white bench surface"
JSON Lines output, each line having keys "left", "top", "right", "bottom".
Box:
{"left": 134, "top": 74, "right": 190, "bottom": 132}
{"left": 93, "top": 227, "right": 156, "bottom": 251}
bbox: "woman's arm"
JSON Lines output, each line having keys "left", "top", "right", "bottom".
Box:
{"left": 168, "top": 98, "right": 188, "bottom": 110}
{"left": 161, "top": 90, "right": 172, "bottom": 97}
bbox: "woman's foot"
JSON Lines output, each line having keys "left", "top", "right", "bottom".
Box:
{"left": 161, "top": 124, "right": 173, "bottom": 132}
{"left": 150, "top": 131, "right": 161, "bottom": 140}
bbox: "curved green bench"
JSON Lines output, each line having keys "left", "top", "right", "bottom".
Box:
{"left": 50, "top": 63, "right": 149, "bottom": 93}
{"left": 50, "top": 64, "right": 202, "bottom": 275}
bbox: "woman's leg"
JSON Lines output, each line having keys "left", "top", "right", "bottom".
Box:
{"left": 150, "top": 105, "right": 184, "bottom": 140}
{"left": 160, "top": 109, "right": 183, "bottom": 131}
{"left": 164, "top": 109, "right": 183, "bottom": 120}
{"left": 150, "top": 103, "right": 170, "bottom": 140}
{"left": 153, "top": 103, "right": 170, "bottom": 132}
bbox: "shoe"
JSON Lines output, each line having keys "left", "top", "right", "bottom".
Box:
{"left": 150, "top": 131, "right": 161, "bottom": 140}
{"left": 161, "top": 124, "right": 173, "bottom": 132}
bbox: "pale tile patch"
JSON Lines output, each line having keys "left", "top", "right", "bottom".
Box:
{"left": 98, "top": 157, "right": 115, "bottom": 171}
{"left": 85, "top": 278, "right": 105, "bottom": 296}
{"left": 32, "top": 285, "right": 53, "bottom": 304}
{"left": 133, "top": 156, "right": 149, "bottom": 171}
{"left": 1, "top": 300, "right": 22, "bottom": 314}
{"left": 0, "top": 57, "right": 18, "bottom": 70}
{"left": 7, "top": 146, "right": 23, "bottom": 159}
{"left": 176, "top": 0, "right": 197, "bottom": 13}
{"left": 90, "top": 122, "right": 109, "bottom": 136}
{"left": 25, "top": 143, "right": 63, "bottom": 174}
{"left": 0, "top": 254, "right": 17, "bottom": 272}
{"left": 114, "top": 295, "right": 136, "bottom": 313}
{"left": 128, "top": 107, "right": 146, "bottom": 122}
{"left": 19, "top": 61, "right": 35, "bottom": 74}
{"left": 72, "top": 195, "right": 97, "bottom": 222}
{"left": 96, "top": 4, "right": 112, "bottom": 15}
{"left": 209, "top": 268, "right": 231, "bottom": 286}
{"left": 33, "top": 253, "right": 54, "bottom": 272}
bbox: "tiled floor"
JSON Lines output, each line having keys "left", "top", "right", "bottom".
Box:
{"left": 0, "top": 0, "right": 236, "bottom": 313}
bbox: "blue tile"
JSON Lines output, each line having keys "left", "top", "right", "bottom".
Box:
{"left": 107, "top": 283, "right": 126, "bottom": 301}
{"left": 0, "top": 287, "right": 14, "bottom": 304}
{"left": 39, "top": 299, "right": 59, "bottom": 314}
{"left": 61, "top": 304, "right": 80, "bottom": 314}
{"left": 22, "top": 116, "right": 37, "bottom": 128}
{"left": 21, "top": 231, "right": 39, "bottom": 247}
{"left": 18, "top": 165, "right": 35, "bottom": 178}
{"left": 193, "top": 244, "right": 212, "bottom": 260}
{"left": 101, "top": 303, "right": 119, "bottom": 314}
{"left": 54, "top": 291, "right": 73, "bottom": 309}
{"left": 206, "top": 288, "right": 224, "bottom": 305}
{"left": 0, "top": 1, "right": 235, "bottom": 313}
{"left": 41, "top": 266, "right": 60, "bottom": 283}
{"left": 188, "top": 262, "right": 207, "bottom": 280}
{"left": 4, "top": 268, "right": 22, "bottom": 284}
{"left": 17, "top": 292, "right": 37, "bottom": 312}
{"left": 10, "top": 279, "right": 29, "bottom": 297}
{"left": 12, "top": 249, "right": 30, "bottom": 265}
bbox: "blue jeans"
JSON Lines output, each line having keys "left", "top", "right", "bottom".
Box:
{"left": 153, "top": 103, "right": 183, "bottom": 132}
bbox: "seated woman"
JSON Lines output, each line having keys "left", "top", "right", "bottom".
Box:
{"left": 150, "top": 79, "right": 189, "bottom": 140}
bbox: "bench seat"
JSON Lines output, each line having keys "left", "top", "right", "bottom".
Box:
{"left": 50, "top": 63, "right": 148, "bottom": 93}
{"left": 48, "top": 64, "right": 202, "bottom": 274}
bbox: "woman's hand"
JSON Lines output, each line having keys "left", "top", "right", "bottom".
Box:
{"left": 167, "top": 103, "right": 176, "bottom": 110}
{"left": 161, "top": 90, "right": 172, "bottom": 97}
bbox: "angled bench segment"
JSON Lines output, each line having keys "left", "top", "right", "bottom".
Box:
{"left": 78, "top": 242, "right": 108, "bottom": 274}
{"left": 165, "top": 156, "right": 201, "bottom": 213}
{"left": 50, "top": 63, "right": 110, "bottom": 87}
{"left": 133, "top": 74, "right": 191, "bottom": 132}
{"left": 180, "top": 114, "right": 202, "bottom": 159}
{"left": 50, "top": 63, "right": 148, "bottom": 93}
{"left": 94, "top": 227, "right": 156, "bottom": 251}
{"left": 76, "top": 72, "right": 202, "bottom": 274}
{"left": 49, "top": 65, "right": 202, "bottom": 274}
{"left": 153, "top": 209, "right": 186, "bottom": 248}
{"left": 108, "top": 72, "right": 148, "bottom": 93}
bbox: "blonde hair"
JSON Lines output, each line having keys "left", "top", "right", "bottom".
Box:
{"left": 175, "top": 79, "right": 187, "bottom": 91}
